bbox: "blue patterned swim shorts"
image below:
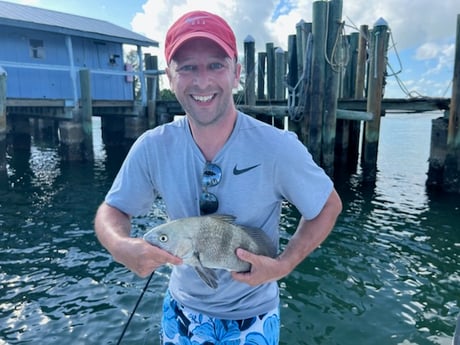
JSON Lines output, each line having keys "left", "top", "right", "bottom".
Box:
{"left": 161, "top": 290, "right": 280, "bottom": 345}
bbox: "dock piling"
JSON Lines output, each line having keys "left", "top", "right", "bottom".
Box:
{"left": 443, "top": 14, "right": 460, "bottom": 192}
{"left": 244, "top": 36, "right": 256, "bottom": 107}
{"left": 309, "top": 0, "right": 328, "bottom": 164}
{"left": 0, "top": 68, "right": 6, "bottom": 170}
{"left": 322, "top": 0, "right": 343, "bottom": 176}
{"left": 361, "top": 18, "right": 390, "bottom": 180}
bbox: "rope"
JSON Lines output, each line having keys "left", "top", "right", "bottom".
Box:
{"left": 286, "top": 32, "right": 313, "bottom": 122}
{"left": 324, "top": 2, "right": 350, "bottom": 73}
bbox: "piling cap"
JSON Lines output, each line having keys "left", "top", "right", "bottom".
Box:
{"left": 374, "top": 17, "right": 388, "bottom": 27}
{"left": 165, "top": 10, "right": 238, "bottom": 64}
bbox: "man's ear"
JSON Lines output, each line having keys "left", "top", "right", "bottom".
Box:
{"left": 165, "top": 66, "right": 174, "bottom": 92}
{"left": 233, "top": 62, "right": 242, "bottom": 89}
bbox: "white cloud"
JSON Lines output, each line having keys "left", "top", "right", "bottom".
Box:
{"left": 416, "top": 43, "right": 444, "bottom": 61}
{"left": 130, "top": 0, "right": 459, "bottom": 97}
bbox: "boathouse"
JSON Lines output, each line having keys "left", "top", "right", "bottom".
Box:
{"left": 0, "top": 0, "right": 158, "bottom": 104}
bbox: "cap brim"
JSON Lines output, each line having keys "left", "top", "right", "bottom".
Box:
{"left": 167, "top": 32, "right": 235, "bottom": 63}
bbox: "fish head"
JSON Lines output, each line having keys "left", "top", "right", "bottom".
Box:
{"left": 143, "top": 224, "right": 194, "bottom": 259}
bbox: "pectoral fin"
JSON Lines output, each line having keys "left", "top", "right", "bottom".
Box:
{"left": 191, "top": 252, "right": 218, "bottom": 289}
{"left": 194, "top": 266, "right": 218, "bottom": 289}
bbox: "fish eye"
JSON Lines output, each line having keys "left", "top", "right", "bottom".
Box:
{"left": 159, "top": 234, "right": 168, "bottom": 242}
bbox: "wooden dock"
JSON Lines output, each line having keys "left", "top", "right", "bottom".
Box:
{"left": 1, "top": 0, "right": 459, "bottom": 193}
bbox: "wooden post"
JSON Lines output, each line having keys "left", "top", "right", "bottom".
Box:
{"left": 287, "top": 34, "right": 298, "bottom": 133}
{"left": 79, "top": 69, "right": 93, "bottom": 160}
{"left": 298, "top": 21, "right": 313, "bottom": 147}
{"left": 296, "top": 20, "right": 306, "bottom": 81}
{"left": 244, "top": 35, "right": 256, "bottom": 106}
{"left": 266, "top": 43, "right": 276, "bottom": 100}
{"left": 145, "top": 54, "right": 159, "bottom": 128}
{"left": 274, "top": 47, "right": 285, "bottom": 100}
{"left": 287, "top": 34, "right": 298, "bottom": 91}
{"left": 257, "top": 52, "right": 266, "bottom": 100}
{"left": 260, "top": 43, "right": 275, "bottom": 125}
{"left": 59, "top": 69, "right": 93, "bottom": 161}
{"left": 443, "top": 14, "right": 460, "bottom": 192}
{"left": 361, "top": 19, "right": 389, "bottom": 180}
{"left": 348, "top": 25, "right": 368, "bottom": 170}
{"left": 308, "top": 1, "right": 328, "bottom": 164}
{"left": 335, "top": 33, "right": 353, "bottom": 169}
{"left": 355, "top": 25, "right": 369, "bottom": 99}
{"left": 427, "top": 115, "right": 448, "bottom": 188}
{"left": 322, "top": 0, "right": 343, "bottom": 176}
{"left": 0, "top": 68, "right": 6, "bottom": 171}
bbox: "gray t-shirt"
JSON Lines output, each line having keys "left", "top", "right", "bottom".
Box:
{"left": 105, "top": 112, "right": 333, "bottom": 319}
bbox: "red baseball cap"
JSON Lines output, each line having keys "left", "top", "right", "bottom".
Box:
{"left": 165, "top": 10, "right": 238, "bottom": 64}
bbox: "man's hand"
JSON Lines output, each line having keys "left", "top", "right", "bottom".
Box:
{"left": 112, "top": 238, "right": 183, "bottom": 277}
{"left": 94, "top": 202, "right": 182, "bottom": 277}
{"left": 231, "top": 248, "right": 289, "bottom": 286}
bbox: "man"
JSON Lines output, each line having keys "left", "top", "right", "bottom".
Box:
{"left": 94, "top": 10, "right": 342, "bottom": 344}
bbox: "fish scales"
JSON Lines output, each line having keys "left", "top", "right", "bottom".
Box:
{"left": 143, "top": 215, "right": 277, "bottom": 289}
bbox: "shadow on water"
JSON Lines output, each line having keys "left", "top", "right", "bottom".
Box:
{"left": 0, "top": 114, "right": 459, "bottom": 345}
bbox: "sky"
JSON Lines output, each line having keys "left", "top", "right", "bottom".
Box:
{"left": 7, "top": 0, "right": 460, "bottom": 98}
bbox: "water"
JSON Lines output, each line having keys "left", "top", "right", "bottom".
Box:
{"left": 1, "top": 113, "right": 459, "bottom": 345}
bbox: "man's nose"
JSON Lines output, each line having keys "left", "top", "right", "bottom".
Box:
{"left": 193, "top": 67, "right": 211, "bottom": 88}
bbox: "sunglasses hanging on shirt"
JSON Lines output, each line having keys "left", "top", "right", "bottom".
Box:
{"left": 200, "top": 163, "right": 222, "bottom": 215}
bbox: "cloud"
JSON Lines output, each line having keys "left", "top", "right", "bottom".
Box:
{"left": 131, "top": 0, "right": 279, "bottom": 67}
{"left": 416, "top": 42, "right": 445, "bottom": 61}
{"left": 130, "top": 0, "right": 459, "bottom": 97}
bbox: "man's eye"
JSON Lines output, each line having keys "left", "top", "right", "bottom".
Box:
{"left": 209, "top": 62, "right": 224, "bottom": 70}
{"left": 178, "top": 65, "right": 195, "bottom": 72}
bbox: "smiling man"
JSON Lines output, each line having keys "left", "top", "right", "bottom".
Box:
{"left": 94, "top": 10, "right": 342, "bottom": 344}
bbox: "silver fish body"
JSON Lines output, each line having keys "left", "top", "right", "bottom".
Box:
{"left": 143, "top": 215, "right": 277, "bottom": 289}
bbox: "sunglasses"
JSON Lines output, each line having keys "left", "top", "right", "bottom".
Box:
{"left": 200, "top": 163, "right": 222, "bottom": 215}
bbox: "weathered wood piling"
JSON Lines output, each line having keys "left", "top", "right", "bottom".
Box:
{"left": 362, "top": 19, "right": 390, "bottom": 180}
{"left": 238, "top": 0, "right": 388, "bottom": 179}
{"left": 428, "top": 14, "right": 460, "bottom": 193}
{"left": 0, "top": 68, "right": 6, "bottom": 170}
{"left": 1, "top": 0, "right": 458, "bottom": 194}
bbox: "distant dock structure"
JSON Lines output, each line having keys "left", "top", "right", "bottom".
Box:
{"left": 0, "top": 0, "right": 459, "bottom": 193}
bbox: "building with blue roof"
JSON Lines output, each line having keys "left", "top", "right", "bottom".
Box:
{"left": 0, "top": 0, "right": 158, "bottom": 103}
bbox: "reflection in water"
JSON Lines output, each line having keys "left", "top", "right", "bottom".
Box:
{"left": 0, "top": 114, "right": 459, "bottom": 345}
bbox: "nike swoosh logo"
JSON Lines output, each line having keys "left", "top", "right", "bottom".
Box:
{"left": 233, "top": 164, "right": 261, "bottom": 175}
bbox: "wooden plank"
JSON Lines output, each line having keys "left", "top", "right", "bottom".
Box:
{"left": 338, "top": 98, "right": 450, "bottom": 113}
{"left": 6, "top": 98, "right": 67, "bottom": 107}
{"left": 92, "top": 100, "right": 137, "bottom": 107}
{"left": 237, "top": 105, "right": 372, "bottom": 121}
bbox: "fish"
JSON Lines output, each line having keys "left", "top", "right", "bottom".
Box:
{"left": 143, "top": 215, "right": 277, "bottom": 289}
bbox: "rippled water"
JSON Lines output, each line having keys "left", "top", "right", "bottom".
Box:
{"left": 0, "top": 113, "right": 459, "bottom": 344}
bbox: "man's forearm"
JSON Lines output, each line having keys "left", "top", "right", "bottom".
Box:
{"left": 94, "top": 202, "right": 131, "bottom": 254}
{"left": 278, "top": 189, "right": 342, "bottom": 272}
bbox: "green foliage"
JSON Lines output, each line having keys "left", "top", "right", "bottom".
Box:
{"left": 160, "top": 89, "right": 177, "bottom": 100}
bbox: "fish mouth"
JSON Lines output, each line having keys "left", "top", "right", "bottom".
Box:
{"left": 191, "top": 94, "right": 216, "bottom": 103}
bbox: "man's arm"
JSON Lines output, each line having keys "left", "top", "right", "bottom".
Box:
{"left": 94, "top": 202, "right": 182, "bottom": 277}
{"left": 232, "top": 189, "right": 342, "bottom": 285}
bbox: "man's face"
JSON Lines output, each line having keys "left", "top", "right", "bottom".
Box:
{"left": 166, "top": 38, "right": 241, "bottom": 127}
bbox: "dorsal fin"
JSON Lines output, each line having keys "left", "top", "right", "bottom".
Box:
{"left": 208, "top": 214, "right": 236, "bottom": 223}
{"left": 240, "top": 226, "right": 278, "bottom": 258}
